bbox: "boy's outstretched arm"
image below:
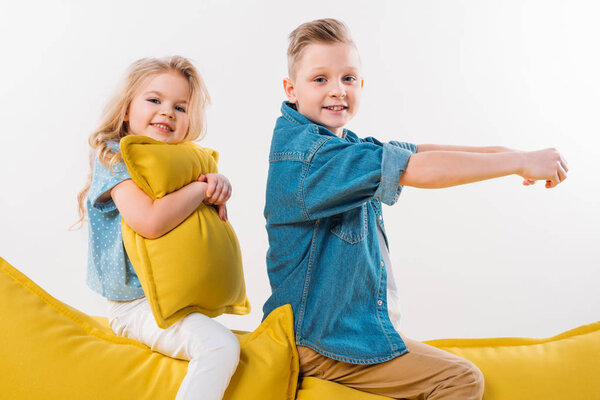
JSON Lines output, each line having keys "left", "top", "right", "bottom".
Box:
{"left": 416, "top": 144, "right": 514, "bottom": 153}
{"left": 399, "top": 148, "right": 568, "bottom": 189}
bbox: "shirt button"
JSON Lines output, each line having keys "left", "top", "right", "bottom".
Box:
{"left": 380, "top": 260, "right": 384, "bottom": 267}
{"left": 379, "top": 215, "right": 383, "bottom": 221}
{"left": 377, "top": 300, "right": 383, "bottom": 306}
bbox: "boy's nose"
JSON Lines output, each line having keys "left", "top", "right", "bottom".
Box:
{"left": 329, "top": 82, "right": 346, "bottom": 98}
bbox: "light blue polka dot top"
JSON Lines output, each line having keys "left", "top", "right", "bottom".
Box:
{"left": 86, "top": 142, "right": 145, "bottom": 301}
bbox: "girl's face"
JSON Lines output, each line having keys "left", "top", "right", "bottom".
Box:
{"left": 125, "top": 71, "right": 191, "bottom": 143}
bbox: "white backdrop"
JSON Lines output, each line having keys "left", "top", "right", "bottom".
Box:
{"left": 0, "top": 0, "right": 598, "bottom": 340}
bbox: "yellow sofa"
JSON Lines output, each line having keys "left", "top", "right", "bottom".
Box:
{"left": 1, "top": 256, "right": 598, "bottom": 399}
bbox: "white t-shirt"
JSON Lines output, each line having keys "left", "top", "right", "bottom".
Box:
{"left": 376, "top": 224, "right": 402, "bottom": 332}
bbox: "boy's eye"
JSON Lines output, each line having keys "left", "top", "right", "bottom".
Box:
{"left": 314, "top": 77, "right": 326, "bottom": 83}
{"left": 344, "top": 76, "right": 357, "bottom": 82}
{"left": 175, "top": 106, "right": 186, "bottom": 113}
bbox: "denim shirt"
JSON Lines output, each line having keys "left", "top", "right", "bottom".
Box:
{"left": 263, "top": 102, "right": 417, "bottom": 364}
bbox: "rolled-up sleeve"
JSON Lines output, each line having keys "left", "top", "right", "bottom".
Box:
{"left": 301, "top": 135, "right": 417, "bottom": 219}
{"left": 373, "top": 141, "right": 417, "bottom": 206}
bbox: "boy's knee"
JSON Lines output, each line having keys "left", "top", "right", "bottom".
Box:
{"left": 459, "top": 359, "right": 485, "bottom": 398}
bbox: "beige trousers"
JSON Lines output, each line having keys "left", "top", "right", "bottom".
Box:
{"left": 298, "top": 336, "right": 484, "bottom": 400}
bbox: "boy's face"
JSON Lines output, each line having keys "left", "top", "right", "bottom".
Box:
{"left": 284, "top": 42, "right": 363, "bottom": 137}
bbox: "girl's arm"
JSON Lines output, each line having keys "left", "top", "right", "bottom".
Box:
{"left": 111, "top": 179, "right": 208, "bottom": 239}
{"left": 417, "top": 144, "right": 513, "bottom": 153}
{"left": 399, "top": 148, "right": 568, "bottom": 189}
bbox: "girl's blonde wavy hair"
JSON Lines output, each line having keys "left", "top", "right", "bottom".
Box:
{"left": 74, "top": 56, "right": 210, "bottom": 227}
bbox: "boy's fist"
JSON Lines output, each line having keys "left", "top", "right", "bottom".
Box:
{"left": 519, "top": 148, "right": 568, "bottom": 188}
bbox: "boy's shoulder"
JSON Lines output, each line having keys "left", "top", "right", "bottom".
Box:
{"left": 271, "top": 102, "right": 329, "bottom": 157}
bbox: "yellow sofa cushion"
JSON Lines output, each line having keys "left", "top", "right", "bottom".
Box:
{"left": 426, "top": 323, "right": 600, "bottom": 399}
{"left": 0, "top": 257, "right": 298, "bottom": 400}
{"left": 297, "top": 322, "right": 600, "bottom": 400}
{"left": 120, "top": 135, "right": 250, "bottom": 328}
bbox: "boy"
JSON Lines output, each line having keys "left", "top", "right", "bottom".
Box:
{"left": 262, "top": 19, "right": 567, "bottom": 399}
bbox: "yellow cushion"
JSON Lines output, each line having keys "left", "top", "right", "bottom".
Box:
{"left": 120, "top": 135, "right": 250, "bottom": 328}
{"left": 224, "top": 309, "right": 299, "bottom": 400}
{"left": 298, "top": 324, "right": 600, "bottom": 400}
{"left": 0, "top": 256, "right": 298, "bottom": 400}
{"left": 425, "top": 323, "right": 600, "bottom": 399}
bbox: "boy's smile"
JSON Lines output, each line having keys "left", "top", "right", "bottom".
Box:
{"left": 283, "top": 43, "right": 363, "bottom": 137}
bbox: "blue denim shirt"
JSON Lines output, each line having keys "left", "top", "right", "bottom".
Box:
{"left": 263, "top": 102, "right": 417, "bottom": 364}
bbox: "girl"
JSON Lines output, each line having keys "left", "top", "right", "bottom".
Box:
{"left": 76, "top": 56, "right": 239, "bottom": 400}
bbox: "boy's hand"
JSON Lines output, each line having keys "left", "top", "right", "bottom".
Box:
{"left": 519, "top": 148, "right": 568, "bottom": 188}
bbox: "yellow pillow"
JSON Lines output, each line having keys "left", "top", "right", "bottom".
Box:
{"left": 297, "top": 324, "right": 600, "bottom": 400}
{"left": 120, "top": 135, "right": 250, "bottom": 328}
{"left": 224, "top": 307, "right": 299, "bottom": 400}
{"left": 0, "top": 256, "right": 298, "bottom": 400}
{"left": 425, "top": 323, "right": 600, "bottom": 399}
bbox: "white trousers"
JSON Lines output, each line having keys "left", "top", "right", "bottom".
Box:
{"left": 107, "top": 297, "right": 240, "bottom": 400}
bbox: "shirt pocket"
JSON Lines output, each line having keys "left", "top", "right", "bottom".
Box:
{"left": 329, "top": 204, "right": 368, "bottom": 244}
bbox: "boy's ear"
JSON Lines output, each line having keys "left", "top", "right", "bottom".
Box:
{"left": 283, "top": 78, "right": 297, "bottom": 103}
{"left": 361, "top": 79, "right": 364, "bottom": 89}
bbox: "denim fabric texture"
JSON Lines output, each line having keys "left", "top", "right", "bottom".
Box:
{"left": 263, "top": 102, "right": 417, "bottom": 364}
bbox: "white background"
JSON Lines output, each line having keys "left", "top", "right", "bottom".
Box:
{"left": 0, "top": 0, "right": 598, "bottom": 340}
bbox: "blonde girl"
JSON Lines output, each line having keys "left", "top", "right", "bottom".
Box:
{"left": 77, "top": 56, "right": 239, "bottom": 400}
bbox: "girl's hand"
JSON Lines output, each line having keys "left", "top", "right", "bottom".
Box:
{"left": 197, "top": 173, "right": 232, "bottom": 204}
{"left": 215, "top": 204, "right": 228, "bottom": 221}
{"left": 519, "top": 148, "right": 569, "bottom": 188}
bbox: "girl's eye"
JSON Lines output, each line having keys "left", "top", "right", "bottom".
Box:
{"left": 147, "top": 98, "right": 160, "bottom": 104}
{"left": 314, "top": 77, "right": 326, "bottom": 83}
{"left": 175, "top": 106, "right": 186, "bottom": 113}
{"left": 344, "top": 76, "right": 357, "bottom": 82}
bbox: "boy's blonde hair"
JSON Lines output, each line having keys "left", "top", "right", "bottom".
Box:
{"left": 287, "top": 18, "right": 356, "bottom": 78}
{"left": 74, "top": 56, "right": 210, "bottom": 226}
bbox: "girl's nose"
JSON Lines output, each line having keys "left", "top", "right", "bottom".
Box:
{"left": 161, "top": 107, "right": 175, "bottom": 119}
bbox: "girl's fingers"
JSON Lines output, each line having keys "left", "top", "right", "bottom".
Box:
{"left": 213, "top": 179, "right": 224, "bottom": 201}
{"left": 218, "top": 204, "right": 228, "bottom": 221}
{"left": 207, "top": 177, "right": 217, "bottom": 198}
{"left": 217, "top": 184, "right": 231, "bottom": 204}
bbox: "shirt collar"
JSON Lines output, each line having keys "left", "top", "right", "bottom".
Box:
{"left": 281, "top": 101, "right": 350, "bottom": 139}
